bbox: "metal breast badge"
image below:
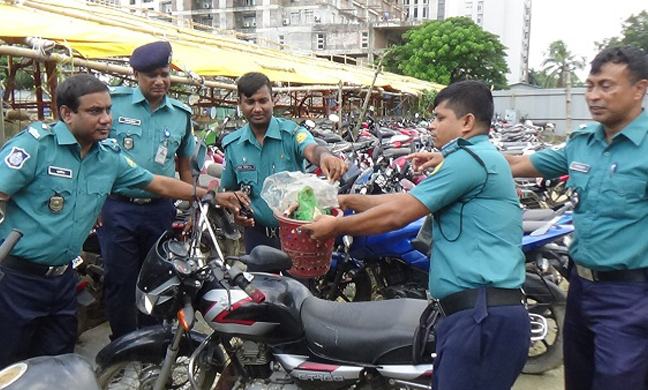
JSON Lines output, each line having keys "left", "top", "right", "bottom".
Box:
{"left": 48, "top": 193, "right": 65, "bottom": 212}
{"left": 123, "top": 136, "right": 134, "bottom": 150}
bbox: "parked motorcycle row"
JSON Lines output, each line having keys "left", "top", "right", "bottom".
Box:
{"left": 0, "top": 114, "right": 572, "bottom": 390}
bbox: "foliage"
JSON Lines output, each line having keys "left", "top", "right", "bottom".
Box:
{"left": 540, "top": 40, "right": 585, "bottom": 88}
{"left": 0, "top": 56, "right": 35, "bottom": 92}
{"left": 595, "top": 10, "right": 648, "bottom": 53}
{"left": 416, "top": 89, "right": 438, "bottom": 117}
{"left": 384, "top": 17, "right": 509, "bottom": 89}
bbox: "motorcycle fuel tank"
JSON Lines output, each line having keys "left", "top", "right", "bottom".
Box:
{"left": 199, "top": 273, "right": 311, "bottom": 344}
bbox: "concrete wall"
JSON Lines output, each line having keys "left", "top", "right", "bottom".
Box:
{"left": 493, "top": 86, "right": 648, "bottom": 135}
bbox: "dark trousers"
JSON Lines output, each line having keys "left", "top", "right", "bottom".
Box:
{"left": 97, "top": 197, "right": 175, "bottom": 339}
{"left": 244, "top": 225, "right": 281, "bottom": 254}
{"left": 564, "top": 268, "right": 648, "bottom": 390}
{"left": 0, "top": 267, "right": 77, "bottom": 368}
{"left": 432, "top": 290, "right": 530, "bottom": 390}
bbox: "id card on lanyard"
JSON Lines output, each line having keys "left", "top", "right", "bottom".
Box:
{"left": 155, "top": 128, "right": 170, "bottom": 165}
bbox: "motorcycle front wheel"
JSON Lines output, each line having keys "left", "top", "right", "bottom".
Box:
{"left": 96, "top": 353, "right": 218, "bottom": 390}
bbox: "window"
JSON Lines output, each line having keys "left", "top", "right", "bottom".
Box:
{"left": 361, "top": 31, "right": 369, "bottom": 49}
{"left": 243, "top": 15, "right": 256, "bottom": 27}
{"left": 129, "top": 0, "right": 135, "bottom": 4}
{"left": 202, "top": 0, "right": 211, "bottom": 9}
{"left": 413, "top": 8, "right": 418, "bottom": 18}
{"left": 423, "top": 7, "right": 427, "bottom": 18}
{"left": 304, "top": 10, "right": 314, "bottom": 24}
{"left": 162, "top": 3, "right": 172, "bottom": 13}
{"left": 245, "top": 0, "right": 256, "bottom": 6}
{"left": 279, "top": 35, "right": 285, "bottom": 48}
{"left": 291, "top": 11, "right": 300, "bottom": 25}
{"left": 316, "top": 33, "right": 325, "bottom": 50}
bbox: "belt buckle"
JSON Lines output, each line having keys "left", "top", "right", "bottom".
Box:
{"left": 133, "top": 198, "right": 152, "bottom": 204}
{"left": 45, "top": 264, "right": 68, "bottom": 277}
{"left": 576, "top": 264, "right": 595, "bottom": 282}
{"left": 265, "top": 227, "right": 277, "bottom": 238}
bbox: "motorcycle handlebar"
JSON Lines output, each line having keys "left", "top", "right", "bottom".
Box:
{"left": 226, "top": 266, "right": 266, "bottom": 303}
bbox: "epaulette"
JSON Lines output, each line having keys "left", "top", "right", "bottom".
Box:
{"left": 169, "top": 98, "right": 193, "bottom": 115}
{"left": 440, "top": 137, "right": 464, "bottom": 158}
{"left": 276, "top": 118, "right": 301, "bottom": 135}
{"left": 100, "top": 138, "right": 121, "bottom": 153}
{"left": 108, "top": 86, "right": 133, "bottom": 95}
{"left": 221, "top": 128, "right": 244, "bottom": 149}
{"left": 17, "top": 122, "right": 54, "bottom": 141}
{"left": 568, "top": 125, "right": 595, "bottom": 140}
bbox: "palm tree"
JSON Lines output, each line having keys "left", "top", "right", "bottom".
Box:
{"left": 540, "top": 40, "right": 586, "bottom": 88}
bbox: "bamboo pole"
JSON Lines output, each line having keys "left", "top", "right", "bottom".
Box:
{"left": 352, "top": 57, "right": 384, "bottom": 140}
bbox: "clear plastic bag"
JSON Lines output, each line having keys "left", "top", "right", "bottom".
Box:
{"left": 261, "top": 171, "right": 339, "bottom": 219}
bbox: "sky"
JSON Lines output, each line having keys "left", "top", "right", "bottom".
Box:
{"left": 529, "top": 0, "right": 647, "bottom": 80}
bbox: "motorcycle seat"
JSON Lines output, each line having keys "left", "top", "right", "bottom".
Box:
{"left": 523, "top": 209, "right": 555, "bottom": 221}
{"left": 300, "top": 297, "right": 430, "bottom": 364}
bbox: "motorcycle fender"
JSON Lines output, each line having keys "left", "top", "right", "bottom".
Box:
{"left": 95, "top": 326, "right": 208, "bottom": 368}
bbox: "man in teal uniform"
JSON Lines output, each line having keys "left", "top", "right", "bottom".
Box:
{"left": 0, "top": 74, "right": 243, "bottom": 367}
{"left": 304, "top": 81, "right": 529, "bottom": 390}
{"left": 221, "top": 72, "right": 348, "bottom": 253}
{"left": 505, "top": 46, "right": 648, "bottom": 390}
{"left": 97, "top": 41, "right": 198, "bottom": 339}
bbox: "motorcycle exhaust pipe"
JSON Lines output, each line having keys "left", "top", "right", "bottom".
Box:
{"left": 388, "top": 378, "right": 432, "bottom": 390}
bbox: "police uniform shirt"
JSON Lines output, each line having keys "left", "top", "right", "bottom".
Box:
{"left": 530, "top": 110, "right": 648, "bottom": 271}
{"left": 109, "top": 86, "right": 195, "bottom": 198}
{"left": 220, "top": 117, "right": 316, "bottom": 227}
{"left": 409, "top": 135, "right": 525, "bottom": 299}
{"left": 0, "top": 122, "right": 154, "bottom": 265}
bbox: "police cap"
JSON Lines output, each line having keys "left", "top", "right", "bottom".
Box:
{"left": 130, "top": 41, "right": 172, "bottom": 72}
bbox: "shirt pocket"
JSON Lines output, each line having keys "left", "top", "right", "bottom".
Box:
{"left": 236, "top": 170, "right": 258, "bottom": 194}
{"left": 36, "top": 179, "right": 74, "bottom": 216}
{"left": 602, "top": 175, "right": 647, "bottom": 217}
{"left": 113, "top": 123, "right": 143, "bottom": 150}
{"left": 85, "top": 180, "right": 113, "bottom": 216}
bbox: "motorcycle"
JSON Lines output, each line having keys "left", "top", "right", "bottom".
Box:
{"left": 94, "top": 195, "right": 438, "bottom": 390}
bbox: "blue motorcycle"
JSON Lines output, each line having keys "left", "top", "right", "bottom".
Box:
{"left": 313, "top": 208, "right": 573, "bottom": 374}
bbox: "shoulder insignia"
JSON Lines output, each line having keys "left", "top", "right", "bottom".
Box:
{"left": 296, "top": 130, "right": 309, "bottom": 144}
{"left": 440, "top": 137, "right": 461, "bottom": 158}
{"left": 108, "top": 86, "right": 133, "bottom": 95}
{"left": 24, "top": 122, "right": 53, "bottom": 140}
{"left": 4, "top": 146, "right": 31, "bottom": 169}
{"left": 100, "top": 138, "right": 121, "bottom": 152}
{"left": 429, "top": 160, "right": 445, "bottom": 176}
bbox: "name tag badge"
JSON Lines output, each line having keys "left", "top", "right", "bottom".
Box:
{"left": 118, "top": 117, "right": 142, "bottom": 126}
{"left": 154, "top": 144, "right": 168, "bottom": 165}
{"left": 569, "top": 161, "right": 590, "bottom": 173}
{"left": 236, "top": 164, "right": 256, "bottom": 172}
{"left": 47, "top": 166, "right": 73, "bottom": 179}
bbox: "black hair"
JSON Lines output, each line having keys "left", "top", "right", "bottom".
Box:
{"left": 433, "top": 80, "right": 493, "bottom": 132}
{"left": 590, "top": 46, "right": 648, "bottom": 84}
{"left": 56, "top": 74, "right": 109, "bottom": 112}
{"left": 237, "top": 72, "right": 272, "bottom": 98}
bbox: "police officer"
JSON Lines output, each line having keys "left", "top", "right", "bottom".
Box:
{"left": 220, "top": 72, "right": 348, "bottom": 253}
{"left": 97, "top": 41, "right": 198, "bottom": 339}
{"left": 0, "top": 74, "right": 241, "bottom": 368}
{"left": 505, "top": 46, "right": 648, "bottom": 390}
{"left": 304, "top": 81, "right": 530, "bottom": 390}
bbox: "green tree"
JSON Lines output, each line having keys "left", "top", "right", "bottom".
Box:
{"left": 540, "top": 40, "right": 585, "bottom": 88}
{"left": 1, "top": 56, "right": 35, "bottom": 97}
{"left": 384, "top": 17, "right": 509, "bottom": 88}
{"left": 596, "top": 10, "right": 648, "bottom": 53}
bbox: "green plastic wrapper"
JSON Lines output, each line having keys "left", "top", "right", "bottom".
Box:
{"left": 290, "top": 187, "right": 331, "bottom": 221}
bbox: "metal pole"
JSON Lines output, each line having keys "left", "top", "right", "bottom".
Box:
{"left": 337, "top": 81, "right": 343, "bottom": 135}
{"left": 352, "top": 56, "right": 384, "bottom": 140}
{"left": 0, "top": 98, "right": 5, "bottom": 145}
{"left": 565, "top": 70, "right": 572, "bottom": 136}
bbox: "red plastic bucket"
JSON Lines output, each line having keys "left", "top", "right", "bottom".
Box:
{"left": 275, "top": 208, "right": 342, "bottom": 278}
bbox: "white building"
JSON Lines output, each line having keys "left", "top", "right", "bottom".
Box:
{"left": 404, "top": 0, "right": 532, "bottom": 85}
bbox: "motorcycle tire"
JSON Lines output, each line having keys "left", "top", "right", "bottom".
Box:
{"left": 96, "top": 353, "right": 218, "bottom": 390}
{"left": 522, "top": 272, "right": 567, "bottom": 375}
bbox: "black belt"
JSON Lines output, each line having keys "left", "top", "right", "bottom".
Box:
{"left": 439, "top": 287, "right": 525, "bottom": 317}
{"left": 575, "top": 264, "right": 648, "bottom": 283}
{"left": 109, "top": 194, "right": 165, "bottom": 205}
{"left": 1, "top": 254, "right": 70, "bottom": 277}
